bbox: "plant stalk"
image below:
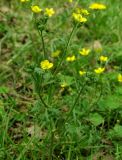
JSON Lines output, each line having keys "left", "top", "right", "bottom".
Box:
{"left": 53, "top": 23, "right": 79, "bottom": 75}
{"left": 39, "top": 30, "right": 47, "bottom": 59}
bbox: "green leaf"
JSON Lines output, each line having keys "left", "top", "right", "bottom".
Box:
{"left": 0, "top": 86, "right": 9, "bottom": 94}
{"left": 115, "top": 86, "right": 122, "bottom": 95}
{"left": 99, "top": 95, "right": 122, "bottom": 110}
{"left": 108, "top": 124, "right": 122, "bottom": 139}
{"left": 105, "top": 71, "right": 118, "bottom": 81}
{"left": 114, "top": 125, "right": 122, "bottom": 138}
{"left": 89, "top": 113, "right": 104, "bottom": 126}
{"left": 34, "top": 67, "right": 43, "bottom": 75}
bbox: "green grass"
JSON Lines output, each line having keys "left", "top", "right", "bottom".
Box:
{"left": 0, "top": 0, "right": 122, "bottom": 159}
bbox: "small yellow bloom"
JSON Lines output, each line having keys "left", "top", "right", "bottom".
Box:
{"left": 72, "top": 13, "right": 87, "bottom": 23}
{"left": 118, "top": 74, "right": 122, "bottom": 82}
{"left": 40, "top": 60, "right": 53, "bottom": 70}
{"left": 79, "top": 48, "right": 90, "bottom": 56}
{"left": 69, "top": 0, "right": 73, "bottom": 3}
{"left": 89, "top": 3, "right": 106, "bottom": 10}
{"left": 79, "top": 70, "right": 86, "bottom": 76}
{"left": 51, "top": 50, "right": 61, "bottom": 58}
{"left": 45, "top": 8, "right": 55, "bottom": 17}
{"left": 94, "top": 67, "right": 105, "bottom": 74}
{"left": 61, "top": 82, "right": 68, "bottom": 88}
{"left": 66, "top": 55, "right": 76, "bottom": 62}
{"left": 20, "top": 0, "right": 29, "bottom": 2}
{"left": 31, "top": 6, "right": 42, "bottom": 13}
{"left": 99, "top": 56, "right": 108, "bottom": 62}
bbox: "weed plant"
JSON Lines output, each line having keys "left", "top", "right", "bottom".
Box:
{"left": 0, "top": 0, "right": 122, "bottom": 159}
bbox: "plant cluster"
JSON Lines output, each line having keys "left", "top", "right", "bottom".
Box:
{"left": 0, "top": 0, "right": 122, "bottom": 159}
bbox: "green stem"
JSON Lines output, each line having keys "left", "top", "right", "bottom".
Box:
{"left": 56, "top": 82, "right": 86, "bottom": 156}
{"left": 90, "top": 83, "right": 103, "bottom": 110}
{"left": 38, "top": 30, "right": 47, "bottom": 59}
{"left": 53, "top": 23, "right": 79, "bottom": 75}
{"left": 38, "top": 93, "right": 48, "bottom": 108}
{"left": 49, "top": 129, "right": 54, "bottom": 160}
{"left": 34, "top": 16, "right": 47, "bottom": 59}
{"left": 65, "top": 84, "right": 85, "bottom": 123}
{"left": 32, "top": 74, "right": 48, "bottom": 108}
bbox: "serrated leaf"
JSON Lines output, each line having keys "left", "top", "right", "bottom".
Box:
{"left": 99, "top": 95, "right": 122, "bottom": 110}
{"left": 89, "top": 113, "right": 104, "bottom": 126}
{"left": 105, "top": 95, "right": 121, "bottom": 110}
{"left": 34, "top": 67, "right": 43, "bottom": 75}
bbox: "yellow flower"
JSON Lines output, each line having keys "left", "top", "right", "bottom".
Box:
{"left": 94, "top": 67, "right": 105, "bottom": 74}
{"left": 99, "top": 56, "right": 108, "bottom": 62}
{"left": 72, "top": 13, "right": 87, "bottom": 23}
{"left": 45, "top": 8, "right": 55, "bottom": 17}
{"left": 61, "top": 82, "right": 68, "bottom": 88}
{"left": 31, "top": 6, "right": 42, "bottom": 13}
{"left": 79, "top": 70, "right": 86, "bottom": 76}
{"left": 79, "top": 48, "right": 90, "bottom": 56}
{"left": 40, "top": 60, "right": 53, "bottom": 70}
{"left": 51, "top": 50, "right": 61, "bottom": 58}
{"left": 89, "top": 3, "right": 106, "bottom": 10}
{"left": 20, "top": 0, "right": 29, "bottom": 2}
{"left": 118, "top": 74, "right": 122, "bottom": 82}
{"left": 66, "top": 55, "right": 76, "bottom": 62}
{"left": 69, "top": 0, "right": 73, "bottom": 3}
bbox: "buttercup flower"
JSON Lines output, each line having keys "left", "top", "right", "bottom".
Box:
{"left": 72, "top": 13, "right": 87, "bottom": 23}
{"left": 94, "top": 67, "right": 105, "bottom": 74}
{"left": 66, "top": 55, "right": 76, "bottom": 62}
{"left": 69, "top": 0, "right": 73, "bottom": 3}
{"left": 45, "top": 8, "right": 55, "bottom": 17}
{"left": 20, "top": 0, "right": 29, "bottom": 2}
{"left": 51, "top": 50, "right": 61, "bottom": 58}
{"left": 99, "top": 56, "right": 108, "bottom": 62}
{"left": 40, "top": 60, "right": 53, "bottom": 70}
{"left": 79, "top": 48, "right": 90, "bottom": 56}
{"left": 89, "top": 3, "right": 106, "bottom": 10}
{"left": 79, "top": 70, "right": 86, "bottom": 76}
{"left": 31, "top": 5, "right": 42, "bottom": 13}
{"left": 118, "top": 74, "right": 122, "bottom": 82}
